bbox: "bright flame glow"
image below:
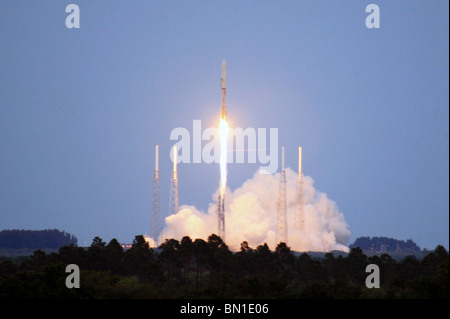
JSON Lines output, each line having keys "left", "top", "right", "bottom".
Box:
{"left": 219, "top": 117, "right": 229, "bottom": 195}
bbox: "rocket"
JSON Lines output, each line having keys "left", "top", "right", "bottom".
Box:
{"left": 221, "top": 60, "right": 227, "bottom": 119}
{"left": 298, "top": 147, "right": 302, "bottom": 177}
{"left": 218, "top": 60, "right": 228, "bottom": 240}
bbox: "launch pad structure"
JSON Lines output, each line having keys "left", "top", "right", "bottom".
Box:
{"left": 297, "top": 146, "right": 305, "bottom": 230}
{"left": 169, "top": 146, "right": 179, "bottom": 220}
{"left": 277, "top": 146, "right": 288, "bottom": 245}
{"left": 151, "top": 61, "right": 306, "bottom": 249}
{"left": 151, "top": 145, "right": 162, "bottom": 244}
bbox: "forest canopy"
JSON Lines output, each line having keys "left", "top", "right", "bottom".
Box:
{"left": 0, "top": 234, "right": 448, "bottom": 299}
{"left": 0, "top": 229, "right": 77, "bottom": 249}
{"left": 350, "top": 236, "right": 421, "bottom": 252}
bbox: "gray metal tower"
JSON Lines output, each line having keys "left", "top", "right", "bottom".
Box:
{"left": 296, "top": 146, "right": 305, "bottom": 230}
{"left": 277, "top": 145, "right": 288, "bottom": 245}
{"left": 217, "top": 194, "right": 225, "bottom": 240}
{"left": 168, "top": 146, "right": 179, "bottom": 218}
{"left": 152, "top": 145, "right": 162, "bottom": 244}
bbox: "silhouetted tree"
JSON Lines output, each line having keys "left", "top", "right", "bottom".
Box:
{"left": 124, "top": 235, "right": 154, "bottom": 282}
{"left": 345, "top": 247, "right": 368, "bottom": 284}
{"left": 274, "top": 242, "right": 295, "bottom": 278}
{"left": 393, "top": 255, "right": 421, "bottom": 290}
{"left": 159, "top": 238, "right": 180, "bottom": 287}
{"left": 255, "top": 243, "right": 273, "bottom": 279}
{"left": 0, "top": 260, "right": 17, "bottom": 279}
{"left": 87, "top": 236, "right": 108, "bottom": 270}
{"left": 421, "top": 245, "right": 449, "bottom": 276}
{"left": 296, "top": 253, "right": 326, "bottom": 283}
{"left": 105, "top": 238, "right": 124, "bottom": 274}
{"left": 57, "top": 244, "right": 86, "bottom": 268}
{"left": 179, "top": 236, "right": 194, "bottom": 285}
{"left": 207, "top": 234, "right": 231, "bottom": 280}
{"left": 90, "top": 236, "right": 106, "bottom": 248}
{"left": 193, "top": 238, "right": 209, "bottom": 288}
{"left": 236, "top": 241, "right": 257, "bottom": 277}
{"left": 324, "top": 252, "right": 347, "bottom": 281}
{"left": 240, "top": 241, "right": 252, "bottom": 252}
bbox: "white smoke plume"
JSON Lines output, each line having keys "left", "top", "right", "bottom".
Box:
{"left": 161, "top": 168, "right": 351, "bottom": 252}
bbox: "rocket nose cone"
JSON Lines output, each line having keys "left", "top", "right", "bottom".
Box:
{"left": 222, "top": 60, "right": 227, "bottom": 77}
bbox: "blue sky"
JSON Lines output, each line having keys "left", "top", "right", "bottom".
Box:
{"left": 1, "top": 1, "right": 448, "bottom": 249}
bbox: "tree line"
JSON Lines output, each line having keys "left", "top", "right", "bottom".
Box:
{"left": 0, "top": 234, "right": 448, "bottom": 298}
{"left": 350, "top": 236, "right": 420, "bottom": 252}
{"left": 0, "top": 229, "right": 77, "bottom": 249}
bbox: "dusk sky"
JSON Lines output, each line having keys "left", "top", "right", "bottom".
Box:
{"left": 1, "top": 1, "right": 448, "bottom": 249}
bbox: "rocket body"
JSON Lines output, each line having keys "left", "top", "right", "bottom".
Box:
{"left": 221, "top": 60, "right": 227, "bottom": 119}
{"left": 298, "top": 147, "right": 302, "bottom": 176}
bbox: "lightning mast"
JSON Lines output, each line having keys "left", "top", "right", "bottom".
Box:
{"left": 168, "top": 146, "right": 179, "bottom": 218}
{"left": 277, "top": 145, "right": 288, "bottom": 245}
{"left": 152, "top": 145, "right": 162, "bottom": 245}
{"left": 296, "top": 146, "right": 305, "bottom": 230}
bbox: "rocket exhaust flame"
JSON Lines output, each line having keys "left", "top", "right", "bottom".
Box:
{"left": 219, "top": 118, "right": 229, "bottom": 195}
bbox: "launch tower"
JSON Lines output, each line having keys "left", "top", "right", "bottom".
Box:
{"left": 152, "top": 145, "right": 162, "bottom": 244}
{"left": 277, "top": 145, "right": 288, "bottom": 244}
{"left": 296, "top": 147, "right": 305, "bottom": 230}
{"left": 169, "top": 146, "right": 179, "bottom": 218}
